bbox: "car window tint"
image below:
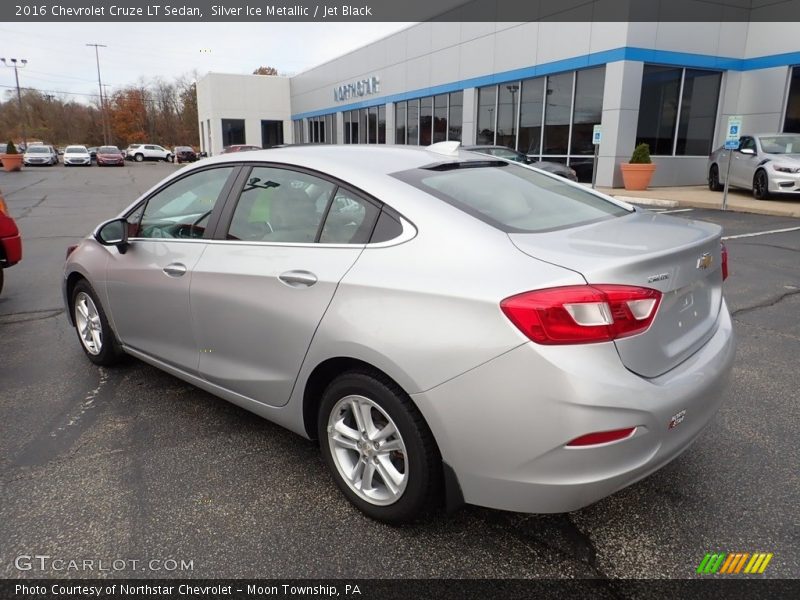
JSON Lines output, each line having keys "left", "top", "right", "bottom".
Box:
{"left": 370, "top": 209, "right": 404, "bottom": 243}
{"left": 227, "top": 167, "right": 335, "bottom": 243}
{"left": 319, "top": 189, "right": 380, "bottom": 244}
{"left": 395, "top": 163, "right": 630, "bottom": 233}
{"left": 130, "top": 167, "right": 235, "bottom": 239}
{"left": 740, "top": 137, "right": 756, "bottom": 151}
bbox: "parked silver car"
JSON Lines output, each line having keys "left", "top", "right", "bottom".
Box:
{"left": 63, "top": 143, "right": 735, "bottom": 522}
{"left": 708, "top": 133, "right": 800, "bottom": 199}
{"left": 23, "top": 144, "right": 58, "bottom": 166}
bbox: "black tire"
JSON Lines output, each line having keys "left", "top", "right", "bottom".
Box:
{"left": 317, "top": 370, "right": 441, "bottom": 523}
{"left": 134, "top": 153, "right": 144, "bottom": 162}
{"left": 708, "top": 164, "right": 723, "bottom": 191}
{"left": 753, "top": 170, "right": 770, "bottom": 200}
{"left": 70, "top": 279, "right": 124, "bottom": 366}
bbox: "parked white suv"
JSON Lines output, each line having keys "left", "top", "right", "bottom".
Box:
{"left": 125, "top": 144, "right": 173, "bottom": 162}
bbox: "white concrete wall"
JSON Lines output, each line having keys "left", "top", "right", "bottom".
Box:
{"left": 197, "top": 73, "right": 292, "bottom": 155}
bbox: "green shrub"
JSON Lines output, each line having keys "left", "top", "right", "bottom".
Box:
{"left": 629, "top": 143, "right": 651, "bottom": 164}
{"left": 5, "top": 140, "right": 18, "bottom": 155}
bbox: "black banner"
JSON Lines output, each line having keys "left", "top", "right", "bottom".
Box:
{"left": 3, "top": 0, "right": 800, "bottom": 22}
{"left": 2, "top": 579, "right": 799, "bottom": 600}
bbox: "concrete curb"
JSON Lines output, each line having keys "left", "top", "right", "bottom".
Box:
{"left": 613, "top": 195, "right": 679, "bottom": 208}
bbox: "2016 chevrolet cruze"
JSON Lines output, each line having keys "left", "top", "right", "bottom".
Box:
{"left": 63, "top": 143, "right": 735, "bottom": 522}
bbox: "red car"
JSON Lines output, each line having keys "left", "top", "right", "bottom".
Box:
{"left": 96, "top": 145, "right": 125, "bottom": 166}
{"left": 0, "top": 193, "right": 22, "bottom": 295}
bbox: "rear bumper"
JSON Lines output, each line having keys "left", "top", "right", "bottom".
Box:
{"left": 412, "top": 301, "right": 735, "bottom": 514}
{"left": 1, "top": 234, "right": 22, "bottom": 266}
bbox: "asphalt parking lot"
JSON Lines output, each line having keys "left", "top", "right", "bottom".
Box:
{"left": 0, "top": 162, "right": 798, "bottom": 580}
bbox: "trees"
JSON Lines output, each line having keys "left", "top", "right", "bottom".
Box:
{"left": 0, "top": 73, "right": 199, "bottom": 148}
{"left": 252, "top": 66, "right": 278, "bottom": 75}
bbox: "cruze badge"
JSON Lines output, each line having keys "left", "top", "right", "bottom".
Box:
{"left": 669, "top": 409, "right": 686, "bottom": 429}
{"left": 696, "top": 253, "right": 713, "bottom": 270}
{"left": 647, "top": 273, "right": 670, "bottom": 283}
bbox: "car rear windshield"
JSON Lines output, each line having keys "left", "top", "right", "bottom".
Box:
{"left": 394, "top": 162, "right": 631, "bottom": 233}
{"left": 99, "top": 146, "right": 119, "bottom": 153}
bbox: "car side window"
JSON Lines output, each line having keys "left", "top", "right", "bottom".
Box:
{"left": 319, "top": 188, "right": 380, "bottom": 244}
{"left": 739, "top": 137, "right": 755, "bottom": 152}
{"left": 227, "top": 167, "right": 335, "bottom": 243}
{"left": 128, "top": 167, "right": 235, "bottom": 239}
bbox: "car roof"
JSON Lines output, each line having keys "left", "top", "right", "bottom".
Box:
{"left": 203, "top": 144, "right": 497, "bottom": 178}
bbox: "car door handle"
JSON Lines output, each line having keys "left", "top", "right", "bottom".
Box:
{"left": 279, "top": 270, "right": 318, "bottom": 288}
{"left": 163, "top": 263, "right": 187, "bottom": 277}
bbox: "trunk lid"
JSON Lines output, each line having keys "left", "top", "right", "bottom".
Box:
{"left": 509, "top": 210, "right": 724, "bottom": 377}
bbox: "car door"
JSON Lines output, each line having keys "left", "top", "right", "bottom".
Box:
{"left": 190, "top": 165, "right": 380, "bottom": 407}
{"left": 104, "top": 165, "right": 239, "bottom": 373}
{"left": 730, "top": 136, "right": 759, "bottom": 187}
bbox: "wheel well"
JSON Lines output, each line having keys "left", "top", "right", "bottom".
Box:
{"left": 65, "top": 272, "right": 87, "bottom": 324}
{"left": 302, "top": 357, "right": 401, "bottom": 440}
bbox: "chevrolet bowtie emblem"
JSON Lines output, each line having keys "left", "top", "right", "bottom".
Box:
{"left": 696, "top": 253, "right": 713, "bottom": 270}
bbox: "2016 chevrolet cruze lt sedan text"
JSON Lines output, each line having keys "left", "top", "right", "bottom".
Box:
{"left": 63, "top": 143, "right": 735, "bottom": 523}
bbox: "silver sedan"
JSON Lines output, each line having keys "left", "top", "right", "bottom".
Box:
{"left": 63, "top": 142, "right": 735, "bottom": 522}
{"left": 708, "top": 133, "right": 800, "bottom": 199}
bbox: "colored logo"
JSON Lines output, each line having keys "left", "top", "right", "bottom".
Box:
{"left": 697, "top": 552, "right": 773, "bottom": 574}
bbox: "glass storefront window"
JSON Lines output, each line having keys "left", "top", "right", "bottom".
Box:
{"left": 359, "top": 108, "right": 368, "bottom": 143}
{"left": 571, "top": 67, "right": 605, "bottom": 156}
{"left": 368, "top": 106, "right": 378, "bottom": 144}
{"left": 222, "top": 119, "right": 245, "bottom": 146}
{"left": 636, "top": 66, "right": 682, "bottom": 155}
{"left": 407, "top": 99, "right": 419, "bottom": 145}
{"left": 543, "top": 72, "right": 573, "bottom": 155}
{"left": 396, "top": 101, "right": 407, "bottom": 144}
{"left": 420, "top": 96, "right": 433, "bottom": 145}
{"left": 676, "top": 69, "right": 721, "bottom": 155}
{"left": 477, "top": 85, "right": 497, "bottom": 145}
{"left": 448, "top": 91, "right": 463, "bottom": 141}
{"left": 378, "top": 105, "right": 386, "bottom": 144}
{"left": 497, "top": 84, "right": 519, "bottom": 149}
{"left": 637, "top": 65, "right": 721, "bottom": 156}
{"left": 433, "top": 94, "right": 448, "bottom": 143}
{"left": 518, "top": 77, "right": 544, "bottom": 156}
{"left": 785, "top": 67, "right": 800, "bottom": 133}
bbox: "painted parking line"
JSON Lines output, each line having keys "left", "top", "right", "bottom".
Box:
{"left": 723, "top": 226, "right": 800, "bottom": 240}
{"left": 659, "top": 208, "right": 695, "bottom": 214}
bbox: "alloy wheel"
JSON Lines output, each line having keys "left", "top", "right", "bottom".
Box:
{"left": 74, "top": 291, "right": 103, "bottom": 355}
{"left": 753, "top": 171, "right": 768, "bottom": 199}
{"left": 327, "top": 394, "right": 408, "bottom": 506}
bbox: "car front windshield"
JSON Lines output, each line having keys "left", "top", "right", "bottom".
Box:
{"left": 758, "top": 135, "right": 800, "bottom": 155}
{"left": 65, "top": 147, "right": 86, "bottom": 154}
{"left": 99, "top": 146, "right": 119, "bottom": 153}
{"left": 27, "top": 147, "right": 49, "bottom": 153}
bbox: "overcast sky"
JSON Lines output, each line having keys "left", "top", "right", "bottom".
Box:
{"left": 0, "top": 22, "right": 412, "bottom": 102}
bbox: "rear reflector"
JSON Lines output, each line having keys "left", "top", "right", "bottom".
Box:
{"left": 501, "top": 285, "right": 662, "bottom": 345}
{"left": 566, "top": 427, "right": 637, "bottom": 447}
{"left": 721, "top": 242, "right": 729, "bottom": 281}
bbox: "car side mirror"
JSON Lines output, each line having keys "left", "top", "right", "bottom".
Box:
{"left": 95, "top": 217, "right": 130, "bottom": 254}
{"left": 739, "top": 147, "right": 755, "bottom": 155}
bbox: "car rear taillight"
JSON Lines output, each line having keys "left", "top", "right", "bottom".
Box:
{"left": 500, "top": 285, "right": 662, "bottom": 345}
{"left": 721, "top": 242, "right": 729, "bottom": 281}
{"left": 566, "top": 427, "right": 637, "bottom": 447}
{"left": 66, "top": 245, "right": 78, "bottom": 259}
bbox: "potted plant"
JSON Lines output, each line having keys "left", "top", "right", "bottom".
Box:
{"left": 2, "top": 140, "right": 23, "bottom": 172}
{"left": 620, "top": 143, "right": 655, "bottom": 190}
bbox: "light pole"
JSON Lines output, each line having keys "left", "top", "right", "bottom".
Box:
{"left": 1, "top": 57, "right": 28, "bottom": 149}
{"left": 87, "top": 43, "right": 109, "bottom": 145}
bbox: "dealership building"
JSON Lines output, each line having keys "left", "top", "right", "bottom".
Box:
{"left": 196, "top": 21, "right": 800, "bottom": 187}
